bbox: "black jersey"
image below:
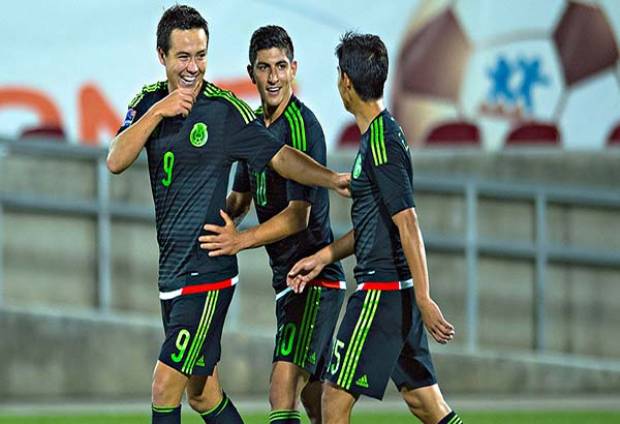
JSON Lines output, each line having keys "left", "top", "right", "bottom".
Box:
{"left": 349, "top": 110, "right": 415, "bottom": 284}
{"left": 232, "top": 96, "right": 344, "bottom": 292}
{"left": 117, "top": 81, "right": 284, "bottom": 294}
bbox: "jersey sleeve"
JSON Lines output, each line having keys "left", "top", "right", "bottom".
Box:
{"left": 285, "top": 119, "right": 325, "bottom": 203}
{"left": 232, "top": 161, "right": 251, "bottom": 193}
{"left": 116, "top": 88, "right": 151, "bottom": 135}
{"left": 371, "top": 133, "right": 416, "bottom": 216}
{"left": 227, "top": 117, "right": 285, "bottom": 172}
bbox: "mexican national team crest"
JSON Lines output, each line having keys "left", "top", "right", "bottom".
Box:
{"left": 352, "top": 153, "right": 362, "bottom": 179}
{"left": 190, "top": 122, "right": 208, "bottom": 147}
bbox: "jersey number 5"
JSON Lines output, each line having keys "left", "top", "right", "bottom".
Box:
{"left": 162, "top": 151, "right": 175, "bottom": 187}
{"left": 329, "top": 339, "right": 345, "bottom": 374}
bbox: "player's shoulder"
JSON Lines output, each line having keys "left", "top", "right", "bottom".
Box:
{"left": 368, "top": 111, "right": 410, "bottom": 166}
{"left": 127, "top": 80, "right": 168, "bottom": 109}
{"left": 375, "top": 111, "right": 408, "bottom": 146}
{"left": 282, "top": 96, "right": 323, "bottom": 151}
{"left": 202, "top": 81, "right": 256, "bottom": 124}
{"left": 288, "top": 96, "right": 321, "bottom": 128}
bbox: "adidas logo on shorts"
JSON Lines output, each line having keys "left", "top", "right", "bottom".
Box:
{"left": 355, "top": 374, "right": 369, "bottom": 388}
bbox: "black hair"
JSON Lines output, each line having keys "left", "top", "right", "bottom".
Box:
{"left": 249, "top": 25, "right": 294, "bottom": 65}
{"left": 157, "top": 5, "right": 209, "bottom": 54}
{"left": 335, "top": 31, "right": 388, "bottom": 101}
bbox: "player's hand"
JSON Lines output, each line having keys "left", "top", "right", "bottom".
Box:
{"left": 287, "top": 254, "right": 325, "bottom": 293}
{"left": 417, "top": 298, "right": 455, "bottom": 344}
{"left": 334, "top": 172, "right": 351, "bottom": 198}
{"left": 153, "top": 87, "right": 196, "bottom": 118}
{"left": 198, "top": 210, "right": 244, "bottom": 256}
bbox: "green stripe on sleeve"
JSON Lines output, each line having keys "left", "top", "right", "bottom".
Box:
{"left": 289, "top": 102, "right": 307, "bottom": 151}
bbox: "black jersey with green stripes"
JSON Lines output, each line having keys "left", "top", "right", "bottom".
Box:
{"left": 349, "top": 109, "right": 415, "bottom": 283}
{"left": 232, "top": 96, "right": 344, "bottom": 292}
{"left": 117, "top": 80, "right": 284, "bottom": 292}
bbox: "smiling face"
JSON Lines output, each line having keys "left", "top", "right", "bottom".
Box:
{"left": 249, "top": 47, "right": 297, "bottom": 116}
{"left": 159, "top": 28, "right": 208, "bottom": 92}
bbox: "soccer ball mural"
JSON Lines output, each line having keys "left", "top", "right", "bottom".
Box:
{"left": 391, "top": 0, "right": 620, "bottom": 149}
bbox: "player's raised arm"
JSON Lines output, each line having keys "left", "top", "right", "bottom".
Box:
{"left": 392, "top": 208, "right": 455, "bottom": 344}
{"left": 269, "top": 145, "right": 351, "bottom": 197}
{"left": 107, "top": 87, "right": 196, "bottom": 174}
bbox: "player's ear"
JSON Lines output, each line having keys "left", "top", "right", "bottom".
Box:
{"left": 157, "top": 47, "right": 166, "bottom": 65}
{"left": 342, "top": 71, "right": 352, "bottom": 90}
{"left": 290, "top": 60, "right": 298, "bottom": 78}
{"left": 247, "top": 64, "right": 256, "bottom": 84}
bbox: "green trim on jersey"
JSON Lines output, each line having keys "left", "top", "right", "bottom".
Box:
{"left": 255, "top": 105, "right": 264, "bottom": 116}
{"left": 284, "top": 100, "right": 307, "bottom": 152}
{"left": 128, "top": 80, "right": 167, "bottom": 108}
{"left": 203, "top": 82, "right": 256, "bottom": 124}
{"left": 337, "top": 290, "right": 381, "bottom": 390}
{"left": 293, "top": 286, "right": 322, "bottom": 367}
{"left": 181, "top": 290, "right": 219, "bottom": 374}
{"left": 370, "top": 115, "right": 387, "bottom": 166}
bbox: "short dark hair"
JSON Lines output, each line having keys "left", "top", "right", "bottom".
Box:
{"left": 157, "top": 5, "right": 209, "bottom": 54}
{"left": 335, "top": 31, "right": 388, "bottom": 101}
{"left": 249, "top": 25, "right": 294, "bottom": 66}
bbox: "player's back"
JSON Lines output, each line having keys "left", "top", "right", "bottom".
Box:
{"left": 349, "top": 110, "right": 414, "bottom": 285}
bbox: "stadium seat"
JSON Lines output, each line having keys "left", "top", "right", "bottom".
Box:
{"left": 20, "top": 125, "right": 66, "bottom": 141}
{"left": 607, "top": 123, "right": 620, "bottom": 146}
{"left": 425, "top": 121, "right": 480, "bottom": 146}
{"left": 337, "top": 122, "right": 362, "bottom": 148}
{"left": 505, "top": 121, "right": 560, "bottom": 146}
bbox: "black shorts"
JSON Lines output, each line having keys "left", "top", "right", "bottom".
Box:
{"left": 273, "top": 285, "right": 345, "bottom": 379}
{"left": 324, "top": 288, "right": 437, "bottom": 399}
{"left": 159, "top": 285, "right": 236, "bottom": 376}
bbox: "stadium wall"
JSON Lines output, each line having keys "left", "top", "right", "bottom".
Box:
{"left": 1, "top": 147, "right": 620, "bottom": 400}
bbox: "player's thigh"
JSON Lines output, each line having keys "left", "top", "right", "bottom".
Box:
{"left": 159, "top": 286, "right": 236, "bottom": 377}
{"left": 274, "top": 287, "right": 344, "bottom": 377}
{"left": 324, "top": 289, "right": 405, "bottom": 400}
{"left": 391, "top": 289, "right": 437, "bottom": 392}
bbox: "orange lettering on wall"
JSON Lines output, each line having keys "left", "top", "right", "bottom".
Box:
{"left": 79, "top": 83, "right": 122, "bottom": 146}
{"left": 0, "top": 87, "right": 62, "bottom": 127}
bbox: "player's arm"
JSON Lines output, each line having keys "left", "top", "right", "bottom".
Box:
{"left": 199, "top": 200, "right": 310, "bottom": 256}
{"left": 225, "top": 191, "right": 252, "bottom": 226}
{"left": 287, "top": 229, "right": 355, "bottom": 293}
{"left": 392, "top": 208, "right": 455, "bottom": 344}
{"left": 106, "top": 87, "right": 196, "bottom": 174}
{"left": 269, "top": 146, "right": 351, "bottom": 198}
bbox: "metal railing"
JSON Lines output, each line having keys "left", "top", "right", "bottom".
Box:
{"left": 1, "top": 139, "right": 619, "bottom": 354}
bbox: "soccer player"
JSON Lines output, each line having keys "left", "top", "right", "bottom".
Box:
{"left": 287, "top": 32, "right": 463, "bottom": 424}
{"left": 198, "top": 26, "right": 346, "bottom": 424}
{"left": 106, "top": 6, "right": 350, "bottom": 424}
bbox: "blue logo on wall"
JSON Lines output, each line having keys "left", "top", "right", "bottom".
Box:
{"left": 484, "top": 55, "right": 550, "bottom": 116}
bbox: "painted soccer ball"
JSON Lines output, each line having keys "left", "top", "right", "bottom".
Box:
{"left": 391, "top": 0, "right": 620, "bottom": 149}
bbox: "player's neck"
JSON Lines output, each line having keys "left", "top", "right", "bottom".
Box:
{"left": 262, "top": 93, "right": 293, "bottom": 127}
{"left": 352, "top": 99, "right": 385, "bottom": 134}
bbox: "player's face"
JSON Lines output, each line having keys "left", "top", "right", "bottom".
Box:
{"left": 159, "top": 28, "right": 208, "bottom": 92}
{"left": 250, "top": 47, "right": 297, "bottom": 110}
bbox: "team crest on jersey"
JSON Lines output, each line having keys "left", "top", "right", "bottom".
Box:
{"left": 190, "top": 122, "right": 208, "bottom": 147}
{"left": 123, "top": 108, "right": 136, "bottom": 127}
{"left": 352, "top": 153, "right": 363, "bottom": 179}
